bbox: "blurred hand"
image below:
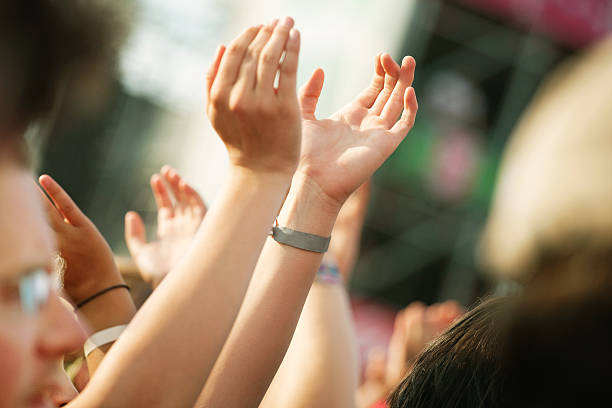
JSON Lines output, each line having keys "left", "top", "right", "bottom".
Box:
{"left": 38, "top": 175, "right": 124, "bottom": 304}
{"left": 206, "top": 17, "right": 302, "bottom": 175}
{"left": 386, "top": 301, "right": 464, "bottom": 386}
{"left": 357, "top": 301, "right": 463, "bottom": 407}
{"left": 296, "top": 53, "right": 418, "bottom": 211}
{"left": 125, "top": 166, "right": 206, "bottom": 288}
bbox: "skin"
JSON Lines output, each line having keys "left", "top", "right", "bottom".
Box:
{"left": 68, "top": 18, "right": 302, "bottom": 408}
{"left": 0, "top": 159, "right": 86, "bottom": 408}
{"left": 125, "top": 166, "right": 206, "bottom": 288}
{"left": 38, "top": 174, "right": 136, "bottom": 375}
{"left": 260, "top": 181, "right": 372, "bottom": 408}
{"left": 49, "top": 359, "right": 79, "bottom": 406}
{"left": 2, "top": 17, "right": 415, "bottom": 408}
{"left": 197, "top": 52, "right": 418, "bottom": 407}
{"left": 3, "top": 16, "right": 301, "bottom": 408}
{"left": 357, "top": 300, "right": 464, "bottom": 408}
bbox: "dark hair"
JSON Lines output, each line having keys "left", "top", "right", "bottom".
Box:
{"left": 388, "top": 297, "right": 510, "bottom": 408}
{"left": 0, "top": 0, "right": 127, "bottom": 134}
{"left": 503, "top": 265, "right": 612, "bottom": 408}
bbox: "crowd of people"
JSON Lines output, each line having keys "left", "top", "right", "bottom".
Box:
{"left": 2, "top": 1, "right": 612, "bottom": 407}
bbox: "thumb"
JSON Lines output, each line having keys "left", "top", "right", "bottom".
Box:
{"left": 125, "top": 211, "right": 147, "bottom": 258}
{"left": 298, "top": 68, "right": 325, "bottom": 120}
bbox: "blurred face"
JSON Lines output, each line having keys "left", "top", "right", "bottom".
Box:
{"left": 0, "top": 160, "right": 85, "bottom": 408}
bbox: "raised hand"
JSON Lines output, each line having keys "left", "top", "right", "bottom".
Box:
{"left": 386, "top": 301, "right": 464, "bottom": 385}
{"left": 206, "top": 17, "right": 302, "bottom": 174}
{"left": 125, "top": 166, "right": 206, "bottom": 287}
{"left": 297, "top": 53, "right": 418, "bottom": 210}
{"left": 38, "top": 175, "right": 126, "bottom": 305}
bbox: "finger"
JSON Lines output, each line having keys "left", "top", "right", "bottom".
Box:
{"left": 256, "top": 16, "right": 294, "bottom": 91}
{"left": 277, "top": 28, "right": 300, "bottom": 98}
{"left": 162, "top": 167, "right": 184, "bottom": 207}
{"left": 235, "top": 19, "right": 277, "bottom": 91}
{"left": 390, "top": 87, "right": 418, "bottom": 139}
{"left": 38, "top": 175, "right": 87, "bottom": 227}
{"left": 37, "top": 184, "right": 65, "bottom": 230}
{"left": 206, "top": 45, "right": 226, "bottom": 104}
{"left": 364, "top": 347, "right": 387, "bottom": 382}
{"left": 299, "top": 68, "right": 324, "bottom": 120}
{"left": 125, "top": 211, "right": 147, "bottom": 257}
{"left": 380, "top": 56, "right": 416, "bottom": 128}
{"left": 179, "top": 180, "right": 207, "bottom": 214}
{"left": 370, "top": 53, "right": 400, "bottom": 115}
{"left": 354, "top": 53, "right": 385, "bottom": 108}
{"left": 210, "top": 25, "right": 261, "bottom": 96}
{"left": 151, "top": 173, "right": 174, "bottom": 217}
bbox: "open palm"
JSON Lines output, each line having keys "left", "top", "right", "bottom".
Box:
{"left": 297, "top": 53, "right": 418, "bottom": 208}
{"left": 125, "top": 166, "right": 206, "bottom": 288}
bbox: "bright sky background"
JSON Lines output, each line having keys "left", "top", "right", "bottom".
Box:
{"left": 119, "top": 0, "right": 417, "bottom": 202}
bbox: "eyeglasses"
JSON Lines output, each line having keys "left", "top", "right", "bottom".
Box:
{"left": 0, "top": 268, "right": 53, "bottom": 317}
{"left": 19, "top": 268, "right": 53, "bottom": 315}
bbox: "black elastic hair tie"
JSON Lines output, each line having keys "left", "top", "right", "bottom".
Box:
{"left": 75, "top": 284, "right": 130, "bottom": 309}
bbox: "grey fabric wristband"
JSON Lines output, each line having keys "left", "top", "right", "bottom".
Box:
{"left": 271, "top": 225, "right": 331, "bottom": 253}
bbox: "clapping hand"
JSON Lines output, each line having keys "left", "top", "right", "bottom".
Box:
{"left": 38, "top": 175, "right": 125, "bottom": 305}
{"left": 296, "top": 53, "right": 417, "bottom": 211}
{"left": 206, "top": 18, "right": 302, "bottom": 175}
{"left": 125, "top": 166, "right": 206, "bottom": 288}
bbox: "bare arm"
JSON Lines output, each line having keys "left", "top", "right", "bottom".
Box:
{"left": 70, "top": 19, "right": 302, "bottom": 408}
{"left": 197, "top": 53, "right": 418, "bottom": 408}
{"left": 261, "top": 181, "right": 371, "bottom": 408}
{"left": 38, "top": 175, "right": 137, "bottom": 375}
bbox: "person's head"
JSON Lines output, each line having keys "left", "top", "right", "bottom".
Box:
{"left": 0, "top": 0, "right": 126, "bottom": 135}
{"left": 387, "top": 297, "right": 510, "bottom": 408}
{"left": 502, "top": 266, "right": 612, "bottom": 408}
{"left": 0, "top": 149, "right": 86, "bottom": 407}
{"left": 0, "top": 2, "right": 125, "bottom": 404}
{"left": 479, "top": 36, "right": 612, "bottom": 281}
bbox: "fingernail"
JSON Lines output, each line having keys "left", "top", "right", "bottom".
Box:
{"left": 269, "top": 18, "right": 279, "bottom": 26}
{"left": 402, "top": 56, "right": 409, "bottom": 65}
{"left": 282, "top": 16, "right": 293, "bottom": 27}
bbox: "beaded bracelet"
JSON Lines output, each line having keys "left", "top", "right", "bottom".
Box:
{"left": 316, "top": 260, "right": 343, "bottom": 285}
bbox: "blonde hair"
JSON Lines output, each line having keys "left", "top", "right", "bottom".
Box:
{"left": 480, "top": 36, "right": 612, "bottom": 279}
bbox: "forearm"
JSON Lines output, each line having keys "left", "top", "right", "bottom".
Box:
{"left": 260, "top": 179, "right": 363, "bottom": 408}
{"left": 73, "top": 167, "right": 291, "bottom": 408}
{"left": 261, "top": 282, "right": 359, "bottom": 408}
{"left": 196, "top": 175, "right": 340, "bottom": 407}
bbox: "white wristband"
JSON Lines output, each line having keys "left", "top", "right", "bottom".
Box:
{"left": 84, "top": 324, "right": 128, "bottom": 357}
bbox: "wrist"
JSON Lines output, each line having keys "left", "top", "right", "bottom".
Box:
{"left": 277, "top": 173, "right": 341, "bottom": 237}
{"left": 227, "top": 164, "right": 294, "bottom": 193}
{"left": 227, "top": 160, "right": 296, "bottom": 183}
{"left": 64, "top": 265, "right": 126, "bottom": 306}
{"left": 76, "top": 283, "right": 136, "bottom": 333}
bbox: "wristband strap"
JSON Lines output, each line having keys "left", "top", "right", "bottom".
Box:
{"left": 75, "top": 284, "right": 130, "bottom": 309}
{"left": 84, "top": 324, "right": 128, "bottom": 357}
{"left": 271, "top": 225, "right": 331, "bottom": 253}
